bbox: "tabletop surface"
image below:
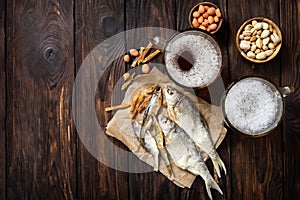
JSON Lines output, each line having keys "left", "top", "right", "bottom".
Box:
{"left": 1, "top": 0, "right": 299, "bottom": 199}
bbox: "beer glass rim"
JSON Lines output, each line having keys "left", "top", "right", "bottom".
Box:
{"left": 163, "top": 30, "right": 223, "bottom": 89}
{"left": 222, "top": 76, "right": 284, "bottom": 137}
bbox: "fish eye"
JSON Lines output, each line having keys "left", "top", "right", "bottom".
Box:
{"left": 167, "top": 89, "right": 173, "bottom": 95}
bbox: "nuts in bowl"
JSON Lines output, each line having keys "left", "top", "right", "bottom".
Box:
{"left": 236, "top": 17, "right": 282, "bottom": 63}
{"left": 189, "top": 2, "right": 223, "bottom": 34}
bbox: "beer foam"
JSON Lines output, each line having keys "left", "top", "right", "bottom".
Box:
{"left": 224, "top": 78, "right": 283, "bottom": 135}
{"left": 165, "top": 32, "right": 222, "bottom": 87}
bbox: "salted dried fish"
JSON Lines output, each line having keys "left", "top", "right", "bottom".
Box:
{"left": 138, "top": 43, "right": 152, "bottom": 65}
{"left": 138, "top": 95, "right": 152, "bottom": 113}
{"left": 105, "top": 103, "right": 131, "bottom": 112}
{"left": 139, "top": 86, "right": 162, "bottom": 144}
{"left": 131, "top": 120, "right": 159, "bottom": 171}
{"left": 130, "top": 92, "right": 145, "bottom": 119}
{"left": 164, "top": 86, "right": 226, "bottom": 178}
{"left": 139, "top": 86, "right": 172, "bottom": 176}
{"left": 121, "top": 72, "right": 135, "bottom": 90}
{"left": 158, "top": 115, "right": 222, "bottom": 200}
{"left": 142, "top": 49, "right": 161, "bottom": 63}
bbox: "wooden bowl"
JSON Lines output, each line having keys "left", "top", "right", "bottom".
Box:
{"left": 236, "top": 17, "right": 282, "bottom": 63}
{"left": 189, "top": 2, "right": 223, "bottom": 34}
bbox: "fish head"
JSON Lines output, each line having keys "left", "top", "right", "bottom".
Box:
{"left": 157, "top": 115, "right": 174, "bottom": 134}
{"left": 164, "top": 86, "right": 181, "bottom": 106}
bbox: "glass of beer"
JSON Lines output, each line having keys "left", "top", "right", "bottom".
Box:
{"left": 222, "top": 77, "right": 293, "bottom": 137}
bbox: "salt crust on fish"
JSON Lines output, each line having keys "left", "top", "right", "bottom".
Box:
{"left": 106, "top": 67, "right": 227, "bottom": 188}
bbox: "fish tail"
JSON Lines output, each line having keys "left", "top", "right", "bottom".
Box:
{"left": 212, "top": 155, "right": 227, "bottom": 178}
{"left": 204, "top": 176, "right": 223, "bottom": 200}
{"left": 159, "top": 148, "right": 173, "bottom": 177}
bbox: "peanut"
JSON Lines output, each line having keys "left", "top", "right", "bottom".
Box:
{"left": 142, "top": 64, "right": 150, "bottom": 74}
{"left": 192, "top": 18, "right": 200, "bottom": 28}
{"left": 123, "top": 72, "right": 130, "bottom": 81}
{"left": 191, "top": 4, "right": 222, "bottom": 33}
{"left": 123, "top": 54, "right": 130, "bottom": 62}
{"left": 130, "top": 49, "right": 139, "bottom": 57}
{"left": 207, "top": 7, "right": 216, "bottom": 15}
{"left": 193, "top": 11, "right": 200, "bottom": 18}
{"left": 215, "top": 8, "right": 221, "bottom": 18}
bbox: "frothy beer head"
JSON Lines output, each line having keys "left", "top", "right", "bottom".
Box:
{"left": 224, "top": 77, "right": 283, "bottom": 136}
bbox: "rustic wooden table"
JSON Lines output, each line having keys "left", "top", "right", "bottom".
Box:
{"left": 1, "top": 0, "right": 299, "bottom": 199}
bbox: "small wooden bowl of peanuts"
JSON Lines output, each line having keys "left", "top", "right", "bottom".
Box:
{"left": 236, "top": 17, "right": 282, "bottom": 63}
{"left": 189, "top": 2, "right": 223, "bottom": 34}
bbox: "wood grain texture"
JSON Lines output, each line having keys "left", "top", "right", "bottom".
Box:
{"left": 2, "top": 0, "right": 300, "bottom": 199}
{"left": 0, "top": 0, "right": 6, "bottom": 199}
{"left": 125, "top": 0, "right": 181, "bottom": 199}
{"left": 228, "top": 0, "right": 283, "bottom": 199}
{"left": 6, "top": 0, "right": 76, "bottom": 198}
{"left": 75, "top": 0, "right": 128, "bottom": 199}
{"left": 176, "top": 1, "right": 230, "bottom": 200}
{"left": 280, "top": 0, "right": 300, "bottom": 199}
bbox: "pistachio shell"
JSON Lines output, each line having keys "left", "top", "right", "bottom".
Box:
{"left": 255, "top": 49, "right": 261, "bottom": 54}
{"left": 251, "top": 44, "right": 257, "bottom": 52}
{"left": 250, "top": 36, "right": 257, "bottom": 42}
{"left": 270, "top": 33, "right": 281, "bottom": 44}
{"left": 252, "top": 20, "right": 258, "bottom": 26}
{"left": 265, "top": 49, "right": 274, "bottom": 56}
{"left": 254, "top": 22, "right": 262, "bottom": 30}
{"left": 242, "top": 30, "right": 252, "bottom": 36}
{"left": 262, "top": 22, "right": 269, "bottom": 30}
{"left": 247, "top": 51, "right": 256, "bottom": 58}
{"left": 261, "top": 30, "right": 270, "bottom": 38}
{"left": 240, "top": 42, "right": 251, "bottom": 51}
{"left": 256, "top": 52, "right": 266, "bottom": 60}
{"left": 257, "top": 30, "right": 262, "bottom": 36}
{"left": 245, "top": 24, "right": 253, "bottom": 30}
{"left": 263, "top": 37, "right": 270, "bottom": 46}
{"left": 256, "top": 38, "right": 263, "bottom": 49}
{"left": 268, "top": 43, "right": 275, "bottom": 49}
{"left": 269, "top": 25, "right": 273, "bottom": 32}
{"left": 241, "top": 40, "right": 251, "bottom": 45}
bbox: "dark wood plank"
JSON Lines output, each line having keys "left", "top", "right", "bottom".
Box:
{"left": 280, "top": 0, "right": 300, "bottom": 199}
{"left": 176, "top": 1, "right": 230, "bottom": 199}
{"left": 0, "top": 0, "right": 6, "bottom": 198}
{"left": 6, "top": 0, "right": 76, "bottom": 198}
{"left": 75, "top": 0, "right": 128, "bottom": 199}
{"left": 228, "top": 0, "right": 283, "bottom": 199}
{"left": 125, "top": 0, "right": 183, "bottom": 199}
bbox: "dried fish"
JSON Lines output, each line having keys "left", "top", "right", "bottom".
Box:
{"left": 142, "top": 49, "right": 161, "bottom": 63}
{"left": 138, "top": 95, "right": 152, "bottom": 113}
{"left": 138, "top": 42, "right": 152, "bottom": 65}
{"left": 105, "top": 103, "right": 131, "bottom": 112}
{"left": 121, "top": 72, "right": 135, "bottom": 90}
{"left": 130, "top": 92, "right": 145, "bottom": 119}
{"left": 164, "top": 86, "right": 226, "bottom": 178}
{"left": 158, "top": 115, "right": 222, "bottom": 199}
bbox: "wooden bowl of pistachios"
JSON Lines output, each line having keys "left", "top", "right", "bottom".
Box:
{"left": 236, "top": 17, "right": 282, "bottom": 63}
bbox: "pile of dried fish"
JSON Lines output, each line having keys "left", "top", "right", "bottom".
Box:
{"left": 106, "top": 84, "right": 226, "bottom": 200}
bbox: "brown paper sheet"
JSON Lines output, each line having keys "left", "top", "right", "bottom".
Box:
{"left": 106, "top": 67, "right": 227, "bottom": 188}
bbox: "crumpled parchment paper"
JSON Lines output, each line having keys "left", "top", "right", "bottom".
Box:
{"left": 106, "top": 67, "right": 226, "bottom": 188}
